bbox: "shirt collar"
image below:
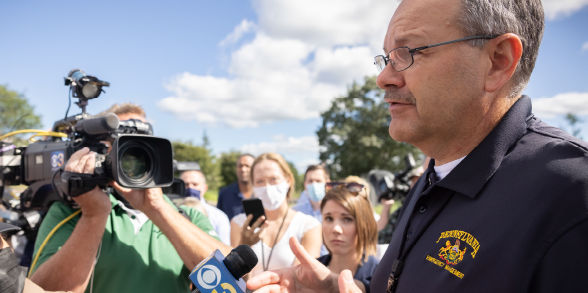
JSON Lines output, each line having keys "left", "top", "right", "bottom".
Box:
{"left": 436, "top": 96, "right": 533, "bottom": 198}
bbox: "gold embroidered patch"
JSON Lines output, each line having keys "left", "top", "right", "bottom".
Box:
{"left": 425, "top": 229, "right": 480, "bottom": 279}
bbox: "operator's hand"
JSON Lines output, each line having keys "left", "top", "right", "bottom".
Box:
{"left": 65, "top": 147, "right": 111, "bottom": 217}
{"left": 240, "top": 214, "right": 266, "bottom": 246}
{"left": 111, "top": 182, "right": 164, "bottom": 212}
{"left": 247, "top": 237, "right": 337, "bottom": 293}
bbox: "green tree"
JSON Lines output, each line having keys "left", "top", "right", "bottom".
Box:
{"left": 218, "top": 151, "right": 241, "bottom": 187}
{"left": 172, "top": 141, "right": 220, "bottom": 190}
{"left": 0, "top": 85, "right": 42, "bottom": 144}
{"left": 317, "top": 76, "right": 419, "bottom": 179}
{"left": 564, "top": 112, "right": 583, "bottom": 139}
{"left": 286, "top": 160, "right": 304, "bottom": 196}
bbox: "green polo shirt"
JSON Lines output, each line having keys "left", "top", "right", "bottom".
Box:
{"left": 32, "top": 194, "right": 218, "bottom": 293}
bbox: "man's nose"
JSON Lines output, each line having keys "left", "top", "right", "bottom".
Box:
{"left": 376, "top": 64, "right": 406, "bottom": 90}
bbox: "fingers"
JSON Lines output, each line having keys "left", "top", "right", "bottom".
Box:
{"left": 65, "top": 147, "right": 94, "bottom": 173}
{"left": 81, "top": 151, "right": 96, "bottom": 174}
{"left": 338, "top": 270, "right": 362, "bottom": 293}
{"left": 250, "top": 284, "right": 282, "bottom": 293}
{"left": 241, "top": 215, "right": 264, "bottom": 245}
{"left": 246, "top": 271, "right": 282, "bottom": 291}
{"left": 111, "top": 181, "right": 132, "bottom": 194}
{"left": 251, "top": 215, "right": 266, "bottom": 230}
{"left": 289, "top": 236, "right": 314, "bottom": 266}
{"left": 243, "top": 214, "right": 253, "bottom": 227}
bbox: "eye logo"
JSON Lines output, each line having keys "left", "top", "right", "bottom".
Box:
{"left": 196, "top": 264, "right": 222, "bottom": 289}
{"left": 51, "top": 151, "right": 65, "bottom": 169}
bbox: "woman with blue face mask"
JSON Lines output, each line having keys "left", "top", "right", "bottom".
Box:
{"left": 230, "top": 153, "right": 322, "bottom": 276}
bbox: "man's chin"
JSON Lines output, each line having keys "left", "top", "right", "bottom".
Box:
{"left": 388, "top": 126, "right": 413, "bottom": 143}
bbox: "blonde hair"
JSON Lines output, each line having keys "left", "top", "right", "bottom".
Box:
{"left": 250, "top": 153, "right": 295, "bottom": 199}
{"left": 344, "top": 175, "right": 371, "bottom": 199}
{"left": 101, "top": 103, "right": 146, "bottom": 118}
{"left": 320, "top": 186, "right": 378, "bottom": 260}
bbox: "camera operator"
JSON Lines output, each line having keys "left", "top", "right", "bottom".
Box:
{"left": 29, "top": 103, "right": 231, "bottom": 293}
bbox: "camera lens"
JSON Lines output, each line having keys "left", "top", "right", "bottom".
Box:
{"left": 119, "top": 143, "right": 152, "bottom": 182}
{"left": 113, "top": 135, "right": 173, "bottom": 188}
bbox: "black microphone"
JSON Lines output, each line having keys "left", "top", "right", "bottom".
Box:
{"left": 190, "top": 245, "right": 258, "bottom": 293}
{"left": 75, "top": 113, "right": 119, "bottom": 136}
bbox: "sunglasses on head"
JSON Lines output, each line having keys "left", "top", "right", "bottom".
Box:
{"left": 326, "top": 181, "right": 365, "bottom": 193}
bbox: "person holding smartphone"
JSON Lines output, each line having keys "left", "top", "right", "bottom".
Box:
{"left": 230, "top": 152, "right": 322, "bottom": 276}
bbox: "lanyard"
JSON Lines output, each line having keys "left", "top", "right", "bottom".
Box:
{"left": 261, "top": 208, "right": 289, "bottom": 271}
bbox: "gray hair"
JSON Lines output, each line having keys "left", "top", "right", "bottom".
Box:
{"left": 457, "top": 0, "right": 544, "bottom": 98}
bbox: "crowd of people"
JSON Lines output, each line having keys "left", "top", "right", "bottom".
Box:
{"left": 2, "top": 0, "right": 588, "bottom": 292}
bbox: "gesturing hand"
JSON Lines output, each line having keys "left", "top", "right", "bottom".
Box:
{"left": 247, "top": 237, "right": 337, "bottom": 293}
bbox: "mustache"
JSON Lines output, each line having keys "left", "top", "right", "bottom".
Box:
{"left": 384, "top": 90, "right": 416, "bottom": 104}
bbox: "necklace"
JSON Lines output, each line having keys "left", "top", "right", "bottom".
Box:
{"left": 261, "top": 208, "right": 289, "bottom": 271}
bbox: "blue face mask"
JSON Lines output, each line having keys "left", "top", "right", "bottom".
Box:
{"left": 185, "top": 188, "right": 202, "bottom": 200}
{"left": 306, "top": 182, "right": 326, "bottom": 202}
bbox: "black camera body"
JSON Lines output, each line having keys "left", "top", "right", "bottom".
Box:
{"left": 1, "top": 69, "right": 174, "bottom": 211}
{"left": 368, "top": 153, "right": 419, "bottom": 202}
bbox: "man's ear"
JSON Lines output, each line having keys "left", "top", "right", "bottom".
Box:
{"left": 484, "top": 33, "right": 523, "bottom": 93}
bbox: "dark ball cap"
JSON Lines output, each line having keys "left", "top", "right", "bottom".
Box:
{"left": 0, "top": 222, "right": 20, "bottom": 234}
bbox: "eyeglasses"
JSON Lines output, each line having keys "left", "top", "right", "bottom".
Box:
{"left": 374, "top": 35, "right": 498, "bottom": 72}
{"left": 326, "top": 181, "right": 365, "bottom": 193}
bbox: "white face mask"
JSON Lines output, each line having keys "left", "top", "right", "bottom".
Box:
{"left": 253, "top": 182, "right": 290, "bottom": 211}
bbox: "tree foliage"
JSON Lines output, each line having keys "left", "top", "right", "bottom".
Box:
{"left": 286, "top": 160, "right": 304, "bottom": 195}
{"left": 218, "top": 151, "right": 241, "bottom": 187}
{"left": 317, "top": 76, "right": 419, "bottom": 179}
{"left": 564, "top": 112, "right": 583, "bottom": 139}
{"left": 0, "top": 85, "right": 42, "bottom": 144}
{"left": 172, "top": 141, "right": 220, "bottom": 190}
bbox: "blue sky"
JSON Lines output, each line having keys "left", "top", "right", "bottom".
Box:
{"left": 1, "top": 0, "right": 587, "bottom": 172}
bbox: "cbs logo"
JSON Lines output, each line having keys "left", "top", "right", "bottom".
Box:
{"left": 196, "top": 264, "right": 237, "bottom": 293}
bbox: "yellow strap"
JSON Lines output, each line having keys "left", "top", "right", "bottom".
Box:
{"left": 0, "top": 129, "right": 66, "bottom": 141}
{"left": 28, "top": 209, "right": 82, "bottom": 277}
{"left": 28, "top": 131, "right": 68, "bottom": 142}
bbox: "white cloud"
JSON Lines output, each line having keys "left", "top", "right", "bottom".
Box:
{"left": 239, "top": 135, "right": 320, "bottom": 171}
{"left": 582, "top": 41, "right": 588, "bottom": 51}
{"left": 159, "top": 0, "right": 398, "bottom": 128}
{"left": 532, "top": 92, "right": 588, "bottom": 118}
{"left": 542, "top": 0, "right": 588, "bottom": 20}
{"left": 219, "top": 19, "right": 256, "bottom": 47}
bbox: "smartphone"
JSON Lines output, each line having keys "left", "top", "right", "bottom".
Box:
{"left": 242, "top": 198, "right": 266, "bottom": 227}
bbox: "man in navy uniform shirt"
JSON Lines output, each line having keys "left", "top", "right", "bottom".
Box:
{"left": 246, "top": 0, "right": 588, "bottom": 292}
{"left": 217, "top": 153, "right": 255, "bottom": 220}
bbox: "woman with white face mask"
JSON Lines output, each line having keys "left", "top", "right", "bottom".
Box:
{"left": 230, "top": 153, "right": 322, "bottom": 276}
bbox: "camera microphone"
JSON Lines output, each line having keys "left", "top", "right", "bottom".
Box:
{"left": 65, "top": 68, "right": 110, "bottom": 100}
{"left": 74, "top": 113, "right": 119, "bottom": 136}
{"left": 189, "top": 245, "right": 257, "bottom": 293}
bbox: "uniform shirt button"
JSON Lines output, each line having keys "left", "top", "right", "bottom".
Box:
{"left": 418, "top": 205, "right": 427, "bottom": 214}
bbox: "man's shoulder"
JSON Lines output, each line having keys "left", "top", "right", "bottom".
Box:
{"left": 218, "top": 182, "right": 239, "bottom": 196}
{"left": 519, "top": 118, "right": 588, "bottom": 174}
{"left": 527, "top": 117, "right": 588, "bottom": 151}
{"left": 204, "top": 204, "right": 230, "bottom": 223}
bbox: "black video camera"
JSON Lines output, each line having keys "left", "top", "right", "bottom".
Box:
{"left": 1, "top": 69, "right": 174, "bottom": 211}
{"left": 368, "top": 153, "right": 420, "bottom": 202}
